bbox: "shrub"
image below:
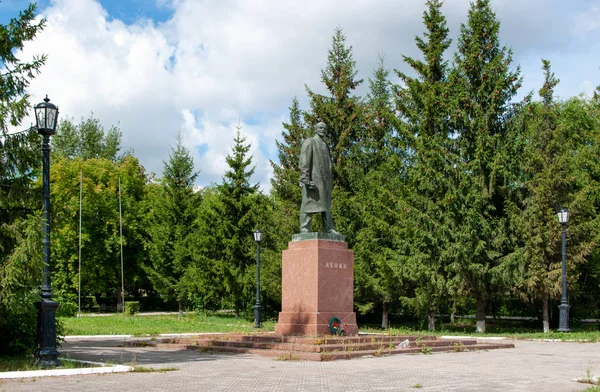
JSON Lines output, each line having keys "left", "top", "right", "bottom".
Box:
{"left": 125, "top": 301, "right": 140, "bottom": 316}
{"left": 0, "top": 291, "right": 62, "bottom": 355}
{"left": 81, "top": 296, "right": 100, "bottom": 312}
{"left": 55, "top": 291, "right": 78, "bottom": 317}
{"left": 0, "top": 293, "right": 38, "bottom": 355}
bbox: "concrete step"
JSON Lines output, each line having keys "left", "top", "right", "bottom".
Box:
{"left": 126, "top": 334, "right": 514, "bottom": 361}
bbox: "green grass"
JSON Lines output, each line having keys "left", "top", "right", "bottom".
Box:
{"left": 0, "top": 355, "right": 91, "bottom": 372}
{"left": 360, "top": 318, "right": 600, "bottom": 342}
{"left": 0, "top": 356, "right": 39, "bottom": 372}
{"left": 133, "top": 366, "right": 179, "bottom": 373}
{"left": 60, "top": 312, "right": 276, "bottom": 336}
{"left": 582, "top": 387, "right": 600, "bottom": 392}
{"left": 60, "top": 312, "right": 599, "bottom": 341}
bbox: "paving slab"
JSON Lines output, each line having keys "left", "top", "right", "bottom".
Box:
{"left": 0, "top": 337, "right": 598, "bottom": 391}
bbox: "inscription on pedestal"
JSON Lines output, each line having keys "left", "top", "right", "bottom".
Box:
{"left": 324, "top": 262, "right": 348, "bottom": 269}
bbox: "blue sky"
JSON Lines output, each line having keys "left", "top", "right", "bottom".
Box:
{"left": 96, "top": 0, "right": 173, "bottom": 24}
{"left": 2, "top": 0, "right": 600, "bottom": 191}
{"left": 0, "top": 0, "right": 173, "bottom": 23}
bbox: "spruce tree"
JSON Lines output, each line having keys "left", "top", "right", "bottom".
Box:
{"left": 392, "top": 0, "right": 454, "bottom": 331}
{"left": 270, "top": 97, "right": 308, "bottom": 204}
{"left": 1, "top": 3, "right": 47, "bottom": 250}
{"left": 352, "top": 56, "right": 407, "bottom": 328}
{"left": 217, "top": 125, "right": 260, "bottom": 318}
{"left": 449, "top": 0, "right": 521, "bottom": 332}
{"left": 504, "top": 61, "right": 600, "bottom": 332}
{"left": 304, "top": 27, "right": 364, "bottom": 191}
{"left": 0, "top": 3, "right": 47, "bottom": 355}
{"left": 145, "top": 134, "right": 199, "bottom": 316}
{"left": 270, "top": 98, "right": 309, "bottom": 244}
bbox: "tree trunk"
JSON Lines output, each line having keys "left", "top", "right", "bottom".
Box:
{"left": 178, "top": 299, "right": 183, "bottom": 318}
{"left": 381, "top": 302, "right": 389, "bottom": 329}
{"left": 542, "top": 296, "right": 550, "bottom": 333}
{"left": 427, "top": 307, "right": 436, "bottom": 331}
{"left": 235, "top": 300, "right": 240, "bottom": 319}
{"left": 475, "top": 296, "right": 486, "bottom": 333}
{"left": 450, "top": 302, "right": 456, "bottom": 324}
{"left": 116, "top": 287, "right": 123, "bottom": 313}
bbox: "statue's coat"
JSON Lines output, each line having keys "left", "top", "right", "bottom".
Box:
{"left": 299, "top": 135, "right": 332, "bottom": 214}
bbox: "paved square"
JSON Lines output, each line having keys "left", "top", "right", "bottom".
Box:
{"left": 1, "top": 337, "right": 598, "bottom": 391}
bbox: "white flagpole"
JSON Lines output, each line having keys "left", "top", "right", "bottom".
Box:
{"left": 78, "top": 169, "right": 82, "bottom": 317}
{"left": 119, "top": 177, "right": 125, "bottom": 314}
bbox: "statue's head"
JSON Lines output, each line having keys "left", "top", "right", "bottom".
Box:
{"left": 315, "top": 121, "right": 326, "bottom": 137}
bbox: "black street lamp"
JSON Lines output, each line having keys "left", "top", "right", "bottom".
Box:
{"left": 557, "top": 207, "right": 570, "bottom": 332}
{"left": 34, "top": 96, "right": 60, "bottom": 367}
{"left": 253, "top": 229, "right": 263, "bottom": 328}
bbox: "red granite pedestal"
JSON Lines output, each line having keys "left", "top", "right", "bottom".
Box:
{"left": 274, "top": 237, "right": 358, "bottom": 336}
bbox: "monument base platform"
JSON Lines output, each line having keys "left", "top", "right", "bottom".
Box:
{"left": 129, "top": 333, "right": 515, "bottom": 361}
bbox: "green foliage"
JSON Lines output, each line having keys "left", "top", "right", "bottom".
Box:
{"left": 51, "top": 156, "right": 149, "bottom": 299}
{"left": 125, "top": 301, "right": 140, "bottom": 316}
{"left": 81, "top": 296, "right": 100, "bottom": 312}
{"left": 188, "top": 126, "right": 279, "bottom": 316}
{"left": 393, "top": 0, "right": 454, "bottom": 331}
{"left": 502, "top": 64, "right": 600, "bottom": 330}
{"left": 0, "top": 3, "right": 46, "bottom": 134}
{"left": 351, "top": 56, "right": 407, "bottom": 327}
{"left": 271, "top": 97, "right": 308, "bottom": 205}
{"left": 0, "top": 3, "right": 48, "bottom": 356}
{"left": 145, "top": 134, "right": 199, "bottom": 312}
{"left": 52, "top": 115, "right": 125, "bottom": 161}
{"left": 0, "top": 291, "right": 39, "bottom": 355}
{"left": 304, "top": 27, "right": 364, "bottom": 191}
{"left": 212, "top": 127, "right": 261, "bottom": 317}
{"left": 54, "top": 290, "right": 78, "bottom": 317}
{"left": 0, "top": 213, "right": 44, "bottom": 355}
{"left": 270, "top": 98, "right": 309, "bottom": 250}
{"left": 0, "top": 212, "right": 43, "bottom": 306}
{"left": 447, "top": 0, "right": 522, "bottom": 332}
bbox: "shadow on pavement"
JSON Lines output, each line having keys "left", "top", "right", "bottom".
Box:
{"left": 60, "top": 339, "right": 232, "bottom": 366}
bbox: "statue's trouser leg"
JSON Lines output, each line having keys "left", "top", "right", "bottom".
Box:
{"left": 300, "top": 212, "right": 312, "bottom": 232}
{"left": 322, "top": 210, "right": 334, "bottom": 233}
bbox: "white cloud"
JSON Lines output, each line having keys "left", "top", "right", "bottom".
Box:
{"left": 573, "top": 4, "right": 600, "bottom": 35}
{"left": 16, "top": 0, "right": 600, "bottom": 194}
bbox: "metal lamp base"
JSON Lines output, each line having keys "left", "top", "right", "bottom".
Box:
{"left": 36, "top": 298, "right": 60, "bottom": 368}
{"left": 557, "top": 302, "right": 570, "bottom": 332}
{"left": 253, "top": 303, "right": 262, "bottom": 328}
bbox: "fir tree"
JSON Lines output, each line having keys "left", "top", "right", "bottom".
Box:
{"left": 270, "top": 97, "right": 308, "bottom": 204}
{"left": 393, "top": 0, "right": 454, "bottom": 331}
{"left": 269, "top": 98, "right": 309, "bottom": 246}
{"left": 0, "top": 3, "right": 47, "bottom": 355}
{"left": 352, "top": 55, "right": 406, "bottom": 328}
{"left": 217, "top": 125, "right": 260, "bottom": 318}
{"left": 504, "top": 61, "right": 600, "bottom": 332}
{"left": 449, "top": 0, "right": 522, "bottom": 332}
{"left": 304, "top": 27, "right": 364, "bottom": 191}
{"left": 145, "top": 134, "right": 199, "bottom": 316}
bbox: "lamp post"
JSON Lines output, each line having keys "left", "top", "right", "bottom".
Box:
{"left": 35, "top": 95, "right": 60, "bottom": 367}
{"left": 557, "top": 208, "right": 570, "bottom": 332}
{"left": 253, "top": 229, "right": 263, "bottom": 328}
